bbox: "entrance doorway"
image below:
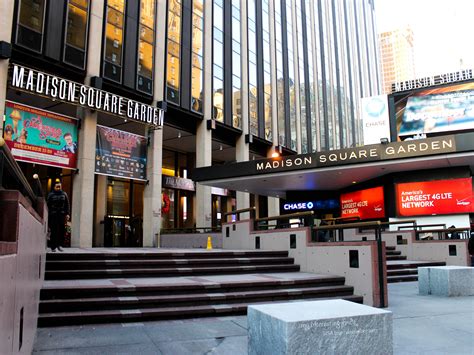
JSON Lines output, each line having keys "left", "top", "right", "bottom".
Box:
{"left": 103, "top": 177, "right": 144, "bottom": 247}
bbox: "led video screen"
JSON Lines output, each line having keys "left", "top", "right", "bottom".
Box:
{"left": 396, "top": 177, "right": 473, "bottom": 216}
{"left": 395, "top": 82, "right": 474, "bottom": 140}
{"left": 340, "top": 186, "right": 385, "bottom": 220}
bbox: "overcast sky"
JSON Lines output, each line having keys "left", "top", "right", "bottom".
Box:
{"left": 374, "top": 0, "right": 474, "bottom": 77}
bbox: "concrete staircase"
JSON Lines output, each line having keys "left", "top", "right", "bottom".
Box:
{"left": 39, "top": 249, "right": 362, "bottom": 326}
{"left": 385, "top": 246, "right": 446, "bottom": 283}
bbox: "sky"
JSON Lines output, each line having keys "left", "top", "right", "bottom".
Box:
{"left": 374, "top": 0, "right": 474, "bottom": 78}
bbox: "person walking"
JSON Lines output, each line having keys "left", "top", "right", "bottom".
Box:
{"left": 47, "top": 180, "right": 70, "bottom": 252}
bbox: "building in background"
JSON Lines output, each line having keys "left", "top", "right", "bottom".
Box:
{"left": 378, "top": 27, "right": 416, "bottom": 94}
{"left": 0, "top": 0, "right": 380, "bottom": 247}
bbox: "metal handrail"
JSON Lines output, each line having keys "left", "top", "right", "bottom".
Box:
{"left": 0, "top": 137, "right": 37, "bottom": 205}
{"left": 223, "top": 206, "right": 256, "bottom": 221}
{"left": 415, "top": 227, "right": 471, "bottom": 240}
{"left": 256, "top": 211, "right": 314, "bottom": 223}
{"left": 160, "top": 227, "right": 221, "bottom": 234}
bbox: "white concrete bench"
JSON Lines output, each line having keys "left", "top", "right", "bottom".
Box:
{"left": 419, "top": 266, "right": 474, "bottom": 296}
{"left": 248, "top": 299, "right": 392, "bottom": 355}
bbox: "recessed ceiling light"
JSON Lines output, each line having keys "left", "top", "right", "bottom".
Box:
{"left": 352, "top": 181, "right": 357, "bottom": 184}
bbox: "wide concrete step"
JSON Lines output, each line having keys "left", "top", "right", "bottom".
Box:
{"left": 385, "top": 246, "right": 396, "bottom": 251}
{"left": 45, "top": 257, "right": 295, "bottom": 270}
{"left": 45, "top": 264, "right": 301, "bottom": 280}
{"left": 386, "top": 255, "right": 407, "bottom": 261}
{"left": 385, "top": 250, "right": 402, "bottom": 256}
{"left": 386, "top": 261, "right": 446, "bottom": 270}
{"left": 39, "top": 285, "right": 356, "bottom": 313}
{"left": 387, "top": 268, "right": 418, "bottom": 276}
{"left": 37, "top": 295, "right": 364, "bottom": 327}
{"left": 41, "top": 275, "right": 346, "bottom": 300}
{"left": 387, "top": 275, "right": 418, "bottom": 283}
{"left": 46, "top": 250, "right": 289, "bottom": 261}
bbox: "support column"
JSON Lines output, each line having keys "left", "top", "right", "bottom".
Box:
{"left": 0, "top": 1, "right": 15, "bottom": 137}
{"left": 235, "top": 0, "right": 251, "bottom": 220}
{"left": 93, "top": 175, "right": 107, "bottom": 247}
{"left": 71, "top": 0, "right": 104, "bottom": 247}
{"left": 195, "top": 120, "right": 212, "bottom": 228}
{"left": 143, "top": 129, "right": 163, "bottom": 246}
{"left": 267, "top": 196, "right": 280, "bottom": 218}
{"left": 195, "top": 0, "right": 214, "bottom": 228}
{"left": 71, "top": 108, "right": 97, "bottom": 247}
{"left": 141, "top": 0, "right": 167, "bottom": 247}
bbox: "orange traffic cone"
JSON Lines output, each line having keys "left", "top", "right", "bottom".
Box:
{"left": 206, "top": 236, "right": 213, "bottom": 250}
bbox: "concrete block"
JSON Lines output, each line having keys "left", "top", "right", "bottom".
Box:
{"left": 248, "top": 300, "right": 393, "bottom": 355}
{"left": 419, "top": 266, "right": 474, "bottom": 297}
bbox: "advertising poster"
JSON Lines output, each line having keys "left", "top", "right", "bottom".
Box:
{"left": 396, "top": 178, "right": 473, "bottom": 216}
{"left": 3, "top": 101, "right": 78, "bottom": 169}
{"left": 340, "top": 186, "right": 385, "bottom": 220}
{"left": 361, "top": 95, "right": 391, "bottom": 145}
{"left": 395, "top": 82, "right": 474, "bottom": 140}
{"left": 95, "top": 125, "right": 147, "bottom": 181}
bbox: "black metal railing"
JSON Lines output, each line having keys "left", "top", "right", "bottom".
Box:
{"left": 222, "top": 207, "right": 256, "bottom": 222}
{"left": 160, "top": 227, "right": 221, "bottom": 234}
{"left": 415, "top": 227, "right": 471, "bottom": 240}
{"left": 254, "top": 211, "right": 314, "bottom": 231}
{"left": 0, "top": 138, "right": 39, "bottom": 210}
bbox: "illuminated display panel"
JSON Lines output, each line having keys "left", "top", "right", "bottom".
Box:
{"left": 395, "top": 81, "right": 474, "bottom": 140}
{"left": 396, "top": 178, "right": 473, "bottom": 216}
{"left": 340, "top": 186, "right": 385, "bottom": 220}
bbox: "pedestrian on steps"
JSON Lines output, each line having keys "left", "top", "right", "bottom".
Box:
{"left": 47, "top": 180, "right": 70, "bottom": 252}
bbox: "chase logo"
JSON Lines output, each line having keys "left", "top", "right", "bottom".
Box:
{"left": 283, "top": 201, "right": 314, "bottom": 211}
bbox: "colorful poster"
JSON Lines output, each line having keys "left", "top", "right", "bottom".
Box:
{"left": 396, "top": 178, "right": 473, "bottom": 216}
{"left": 95, "top": 125, "right": 147, "bottom": 181}
{"left": 340, "top": 186, "right": 385, "bottom": 220}
{"left": 3, "top": 101, "right": 78, "bottom": 169}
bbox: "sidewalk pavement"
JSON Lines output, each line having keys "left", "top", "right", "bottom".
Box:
{"left": 33, "top": 282, "right": 474, "bottom": 354}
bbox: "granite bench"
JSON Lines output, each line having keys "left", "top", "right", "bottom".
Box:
{"left": 248, "top": 299, "right": 393, "bottom": 355}
{"left": 419, "top": 266, "right": 474, "bottom": 296}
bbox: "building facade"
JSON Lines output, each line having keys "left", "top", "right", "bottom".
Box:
{"left": 379, "top": 27, "right": 415, "bottom": 94}
{"left": 0, "top": 0, "right": 380, "bottom": 247}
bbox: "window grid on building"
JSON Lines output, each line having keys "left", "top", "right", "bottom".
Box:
{"left": 166, "top": 0, "right": 182, "bottom": 105}
{"left": 191, "top": 0, "right": 204, "bottom": 113}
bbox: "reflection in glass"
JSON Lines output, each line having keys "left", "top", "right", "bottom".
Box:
{"left": 137, "top": 0, "right": 155, "bottom": 94}
{"left": 191, "top": 0, "right": 204, "bottom": 113}
{"left": 213, "top": 1, "right": 224, "bottom": 121}
{"left": 18, "top": 0, "right": 46, "bottom": 33}
{"left": 166, "top": 0, "right": 182, "bottom": 105}
{"left": 103, "top": 0, "right": 125, "bottom": 82}
{"left": 231, "top": 1, "right": 242, "bottom": 129}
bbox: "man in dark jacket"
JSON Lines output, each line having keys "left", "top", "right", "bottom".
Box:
{"left": 47, "top": 181, "right": 70, "bottom": 252}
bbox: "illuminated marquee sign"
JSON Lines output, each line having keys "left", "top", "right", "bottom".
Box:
{"left": 9, "top": 64, "right": 164, "bottom": 128}
{"left": 282, "top": 199, "right": 339, "bottom": 211}
{"left": 392, "top": 69, "right": 473, "bottom": 93}
{"left": 396, "top": 178, "right": 473, "bottom": 216}
{"left": 340, "top": 186, "right": 385, "bottom": 220}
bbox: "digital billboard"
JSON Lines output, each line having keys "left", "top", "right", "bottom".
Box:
{"left": 396, "top": 177, "right": 473, "bottom": 216}
{"left": 340, "top": 186, "right": 385, "bottom": 220}
{"left": 395, "top": 82, "right": 474, "bottom": 140}
{"left": 3, "top": 101, "right": 78, "bottom": 169}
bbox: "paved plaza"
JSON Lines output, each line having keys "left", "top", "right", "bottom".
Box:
{"left": 33, "top": 282, "right": 474, "bottom": 354}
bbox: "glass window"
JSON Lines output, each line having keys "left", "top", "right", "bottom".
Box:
{"left": 166, "top": 0, "right": 182, "bottom": 105}
{"left": 191, "top": 0, "right": 203, "bottom": 113}
{"left": 103, "top": 0, "right": 125, "bottom": 82}
{"left": 137, "top": 0, "right": 155, "bottom": 94}
{"left": 16, "top": 0, "right": 47, "bottom": 53}
{"left": 63, "top": 0, "right": 90, "bottom": 69}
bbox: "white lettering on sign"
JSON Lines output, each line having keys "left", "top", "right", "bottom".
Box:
{"left": 10, "top": 64, "right": 164, "bottom": 128}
